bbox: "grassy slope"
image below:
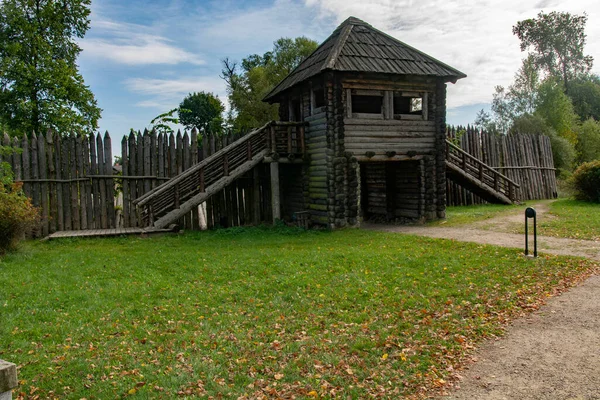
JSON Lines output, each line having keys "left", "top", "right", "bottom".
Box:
{"left": 1, "top": 228, "right": 596, "bottom": 398}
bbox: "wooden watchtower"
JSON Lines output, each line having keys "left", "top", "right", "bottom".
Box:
{"left": 263, "top": 17, "right": 466, "bottom": 227}
{"left": 136, "top": 18, "right": 527, "bottom": 230}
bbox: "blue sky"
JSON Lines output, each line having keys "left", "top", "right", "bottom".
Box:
{"left": 77, "top": 0, "right": 600, "bottom": 156}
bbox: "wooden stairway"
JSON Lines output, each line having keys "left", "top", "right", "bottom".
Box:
{"left": 134, "top": 121, "right": 305, "bottom": 229}
{"left": 445, "top": 140, "right": 519, "bottom": 204}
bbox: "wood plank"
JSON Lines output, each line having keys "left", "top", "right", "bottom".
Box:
{"left": 69, "top": 135, "right": 80, "bottom": 230}
{"left": 83, "top": 136, "right": 93, "bottom": 229}
{"left": 128, "top": 132, "right": 137, "bottom": 227}
{"left": 37, "top": 132, "right": 49, "bottom": 236}
{"left": 76, "top": 135, "right": 87, "bottom": 230}
{"left": 45, "top": 133, "right": 57, "bottom": 234}
{"left": 54, "top": 135, "right": 64, "bottom": 231}
{"left": 96, "top": 133, "right": 107, "bottom": 228}
{"left": 122, "top": 136, "right": 130, "bottom": 227}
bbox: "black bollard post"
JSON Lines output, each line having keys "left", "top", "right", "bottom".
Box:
{"left": 525, "top": 207, "right": 537, "bottom": 257}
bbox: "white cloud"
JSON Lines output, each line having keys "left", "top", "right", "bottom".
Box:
{"left": 304, "top": 0, "right": 600, "bottom": 110}
{"left": 124, "top": 77, "right": 227, "bottom": 110}
{"left": 81, "top": 19, "right": 205, "bottom": 66}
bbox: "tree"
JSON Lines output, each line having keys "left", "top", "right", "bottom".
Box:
{"left": 149, "top": 108, "right": 181, "bottom": 135}
{"left": 510, "top": 56, "right": 540, "bottom": 115}
{"left": 490, "top": 86, "right": 515, "bottom": 134}
{"left": 0, "top": 0, "right": 101, "bottom": 137}
{"left": 568, "top": 74, "right": 600, "bottom": 121}
{"left": 513, "top": 11, "right": 593, "bottom": 91}
{"left": 510, "top": 113, "right": 575, "bottom": 173}
{"left": 534, "top": 79, "right": 579, "bottom": 145}
{"left": 178, "top": 92, "right": 224, "bottom": 135}
{"left": 575, "top": 119, "right": 600, "bottom": 164}
{"left": 222, "top": 37, "right": 318, "bottom": 132}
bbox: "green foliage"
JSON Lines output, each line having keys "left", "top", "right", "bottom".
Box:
{"left": 0, "top": 156, "right": 38, "bottom": 253}
{"left": 575, "top": 119, "right": 600, "bottom": 164}
{"left": 0, "top": 0, "right": 101, "bottom": 137}
{"left": 178, "top": 92, "right": 224, "bottom": 134}
{"left": 534, "top": 79, "right": 579, "bottom": 144}
{"left": 513, "top": 11, "right": 593, "bottom": 90}
{"left": 571, "top": 160, "right": 600, "bottom": 202}
{"left": 568, "top": 75, "right": 600, "bottom": 121}
{"left": 510, "top": 114, "right": 575, "bottom": 173}
{"left": 150, "top": 108, "right": 183, "bottom": 135}
{"left": 223, "top": 37, "right": 318, "bottom": 132}
{"left": 510, "top": 56, "right": 540, "bottom": 115}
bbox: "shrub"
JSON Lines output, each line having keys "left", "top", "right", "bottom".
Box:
{"left": 0, "top": 161, "right": 38, "bottom": 254}
{"left": 571, "top": 160, "right": 600, "bottom": 203}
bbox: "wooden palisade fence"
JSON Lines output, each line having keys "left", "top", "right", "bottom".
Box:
{"left": 446, "top": 126, "right": 558, "bottom": 206}
{"left": 1, "top": 129, "right": 274, "bottom": 237}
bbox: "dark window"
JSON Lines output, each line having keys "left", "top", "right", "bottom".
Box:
{"left": 313, "top": 88, "right": 325, "bottom": 109}
{"left": 393, "top": 93, "right": 422, "bottom": 115}
{"left": 352, "top": 95, "right": 383, "bottom": 114}
{"left": 290, "top": 99, "right": 301, "bottom": 121}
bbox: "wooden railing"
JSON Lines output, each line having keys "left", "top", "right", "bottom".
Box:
{"left": 134, "top": 121, "right": 306, "bottom": 227}
{"left": 445, "top": 140, "right": 519, "bottom": 202}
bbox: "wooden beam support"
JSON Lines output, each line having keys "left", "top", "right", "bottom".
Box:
{"left": 270, "top": 161, "right": 281, "bottom": 224}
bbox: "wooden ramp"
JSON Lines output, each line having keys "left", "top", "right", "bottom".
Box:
{"left": 46, "top": 226, "right": 177, "bottom": 240}
{"left": 445, "top": 140, "right": 519, "bottom": 204}
{"left": 134, "top": 121, "right": 305, "bottom": 229}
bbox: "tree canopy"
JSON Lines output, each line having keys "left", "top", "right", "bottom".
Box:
{"left": 513, "top": 11, "right": 593, "bottom": 91}
{"left": 477, "top": 11, "right": 600, "bottom": 174}
{"left": 178, "top": 92, "right": 224, "bottom": 135}
{"left": 0, "top": 0, "right": 101, "bottom": 137}
{"left": 222, "top": 37, "right": 318, "bottom": 132}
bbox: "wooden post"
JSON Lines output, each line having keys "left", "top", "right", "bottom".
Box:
{"left": 0, "top": 359, "right": 17, "bottom": 400}
{"left": 252, "top": 167, "right": 260, "bottom": 225}
{"left": 270, "top": 125, "right": 277, "bottom": 153}
{"left": 270, "top": 162, "right": 280, "bottom": 223}
{"left": 299, "top": 125, "right": 305, "bottom": 154}
{"left": 199, "top": 168, "right": 205, "bottom": 192}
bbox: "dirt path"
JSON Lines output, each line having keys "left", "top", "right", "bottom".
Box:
{"left": 364, "top": 201, "right": 599, "bottom": 261}
{"left": 363, "top": 204, "right": 600, "bottom": 399}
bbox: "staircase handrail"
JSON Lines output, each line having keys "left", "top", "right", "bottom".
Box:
{"left": 445, "top": 140, "right": 520, "bottom": 188}
{"left": 134, "top": 122, "right": 271, "bottom": 207}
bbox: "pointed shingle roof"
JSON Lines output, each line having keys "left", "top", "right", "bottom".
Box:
{"left": 264, "top": 17, "right": 466, "bottom": 102}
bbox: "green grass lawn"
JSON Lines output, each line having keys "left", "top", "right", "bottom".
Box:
{"left": 1, "top": 228, "right": 597, "bottom": 399}
{"left": 538, "top": 199, "right": 600, "bottom": 241}
{"left": 429, "top": 203, "right": 520, "bottom": 227}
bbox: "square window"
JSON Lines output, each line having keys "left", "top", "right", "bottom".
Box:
{"left": 393, "top": 92, "right": 424, "bottom": 119}
{"left": 352, "top": 95, "right": 383, "bottom": 114}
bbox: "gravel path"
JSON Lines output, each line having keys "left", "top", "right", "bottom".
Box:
{"left": 363, "top": 204, "right": 600, "bottom": 399}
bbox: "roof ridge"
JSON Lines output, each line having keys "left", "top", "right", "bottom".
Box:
{"left": 322, "top": 23, "right": 354, "bottom": 70}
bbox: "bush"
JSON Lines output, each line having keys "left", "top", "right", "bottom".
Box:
{"left": 571, "top": 160, "right": 600, "bottom": 202}
{"left": 0, "top": 161, "right": 38, "bottom": 254}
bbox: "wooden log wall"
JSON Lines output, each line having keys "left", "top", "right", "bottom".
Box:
{"left": 446, "top": 126, "right": 557, "bottom": 206}
{"left": 304, "top": 109, "right": 329, "bottom": 225}
{"left": 2, "top": 129, "right": 258, "bottom": 236}
{"left": 360, "top": 161, "right": 422, "bottom": 221}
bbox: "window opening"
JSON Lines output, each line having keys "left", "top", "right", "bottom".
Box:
{"left": 352, "top": 95, "right": 383, "bottom": 114}
{"left": 313, "top": 88, "right": 325, "bottom": 109}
